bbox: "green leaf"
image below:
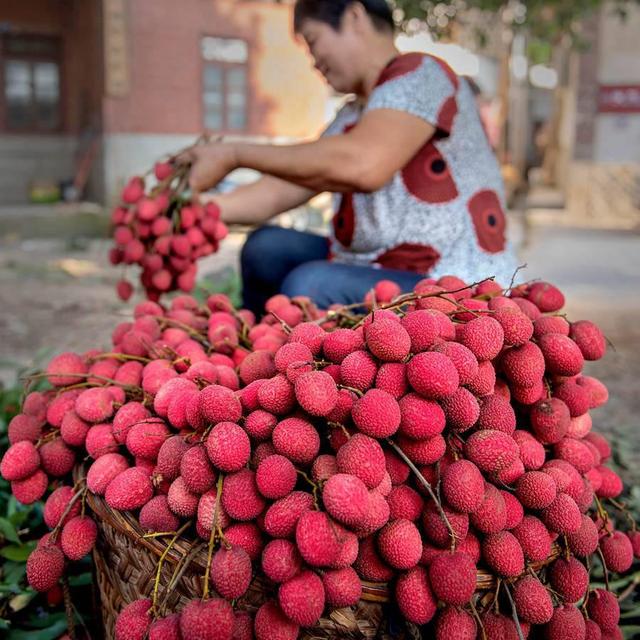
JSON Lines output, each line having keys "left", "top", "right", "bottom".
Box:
{"left": 8, "top": 592, "right": 35, "bottom": 612}
{"left": 0, "top": 542, "right": 36, "bottom": 562}
{"left": 68, "top": 572, "right": 92, "bottom": 587}
{"left": 0, "top": 517, "right": 20, "bottom": 543}
{"left": 6, "top": 617, "right": 68, "bottom": 640}
{"left": 1, "top": 560, "right": 27, "bottom": 584}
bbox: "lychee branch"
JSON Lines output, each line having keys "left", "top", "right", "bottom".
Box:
{"left": 503, "top": 582, "right": 526, "bottom": 640}
{"left": 386, "top": 438, "right": 458, "bottom": 551}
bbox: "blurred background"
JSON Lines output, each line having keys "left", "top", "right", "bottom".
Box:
{"left": 0, "top": 1, "right": 639, "bottom": 636}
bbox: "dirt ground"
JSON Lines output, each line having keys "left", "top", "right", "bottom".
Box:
{"left": 1, "top": 220, "right": 639, "bottom": 484}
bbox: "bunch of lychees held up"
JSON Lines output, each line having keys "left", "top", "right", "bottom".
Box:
{"left": 2, "top": 275, "right": 636, "bottom": 640}
{"left": 109, "top": 143, "right": 228, "bottom": 302}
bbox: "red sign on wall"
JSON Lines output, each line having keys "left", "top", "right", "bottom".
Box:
{"left": 598, "top": 85, "right": 640, "bottom": 113}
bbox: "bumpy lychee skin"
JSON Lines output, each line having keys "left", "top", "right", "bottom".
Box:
{"left": 570, "top": 320, "right": 606, "bottom": 361}
{"left": 75, "top": 387, "right": 115, "bottom": 423}
{"left": 321, "top": 328, "right": 364, "bottom": 364}
{"left": 477, "top": 393, "right": 516, "bottom": 434}
{"left": 435, "top": 607, "right": 477, "bottom": 640}
{"left": 322, "top": 473, "right": 369, "bottom": 528}
{"left": 542, "top": 493, "right": 582, "bottom": 534}
{"left": 578, "top": 375, "right": 609, "bottom": 409}
{"left": 600, "top": 531, "right": 634, "bottom": 573}
{"left": 398, "top": 393, "right": 446, "bottom": 439}
{"left": 26, "top": 544, "right": 65, "bottom": 592}
{"left": 482, "top": 531, "right": 525, "bottom": 578}
{"left": 500, "top": 341, "right": 545, "bottom": 388}
{"left": 199, "top": 384, "right": 243, "bottom": 424}
{"left": 262, "top": 539, "right": 302, "bottom": 583}
{"left": 530, "top": 397, "right": 571, "bottom": 444}
{"left": 340, "top": 350, "right": 378, "bottom": 391}
{"left": 256, "top": 454, "right": 297, "bottom": 499}
{"left": 221, "top": 468, "right": 265, "bottom": 521}
{"left": 365, "top": 317, "right": 411, "bottom": 362}
{"left": 1, "top": 440, "right": 40, "bottom": 481}
{"left": 263, "top": 491, "right": 314, "bottom": 538}
{"left": 46, "top": 351, "right": 87, "bottom": 386}
{"left": 210, "top": 545, "right": 252, "bottom": 599}
{"left": 60, "top": 515, "right": 98, "bottom": 561}
{"left": 460, "top": 315, "right": 505, "bottom": 361}
{"left": 566, "top": 514, "right": 600, "bottom": 557}
{"left": 44, "top": 486, "right": 81, "bottom": 528}
{"left": 511, "top": 516, "right": 553, "bottom": 562}
{"left": 238, "top": 349, "right": 276, "bottom": 385}
{"left": 254, "top": 601, "right": 299, "bottom": 640}
{"left": 377, "top": 519, "right": 422, "bottom": 569}
{"left": 549, "top": 557, "right": 589, "bottom": 603}
{"left": 464, "top": 429, "right": 519, "bottom": 474}
{"left": 149, "top": 614, "right": 181, "bottom": 640}
{"left": 205, "top": 421, "right": 251, "bottom": 472}
{"left": 139, "top": 495, "right": 180, "bottom": 533}
{"left": 11, "top": 469, "right": 48, "bottom": 505}
{"left": 512, "top": 575, "right": 554, "bottom": 624}
{"left": 502, "top": 490, "right": 525, "bottom": 529}
{"left": 596, "top": 465, "right": 624, "bottom": 499}
{"left": 278, "top": 570, "right": 325, "bottom": 627}
{"left": 587, "top": 589, "right": 620, "bottom": 634}
{"left": 179, "top": 597, "right": 235, "bottom": 640}
{"left": 294, "top": 370, "right": 338, "bottom": 416}
{"left": 441, "top": 460, "right": 484, "bottom": 514}
{"left": 470, "top": 483, "right": 507, "bottom": 534}
{"left": 400, "top": 310, "right": 440, "bottom": 353}
{"left": 395, "top": 566, "right": 437, "bottom": 625}
{"left": 258, "top": 374, "right": 296, "bottom": 414}
{"left": 526, "top": 281, "right": 565, "bottom": 312}
{"left": 352, "top": 389, "right": 401, "bottom": 438}
{"left": 516, "top": 471, "right": 558, "bottom": 509}
{"left": 295, "top": 510, "right": 342, "bottom": 567}
{"left": 440, "top": 387, "right": 480, "bottom": 432}
{"left": 336, "top": 433, "right": 386, "bottom": 489}
{"left": 322, "top": 566, "right": 362, "bottom": 608}
{"left": 493, "top": 307, "right": 534, "bottom": 346}
{"left": 428, "top": 551, "right": 476, "bottom": 605}
{"left": 407, "top": 352, "right": 459, "bottom": 399}
{"left": 114, "top": 598, "right": 152, "bottom": 640}
{"left": 375, "top": 362, "right": 407, "bottom": 399}
{"left": 431, "top": 340, "right": 479, "bottom": 385}
{"left": 112, "top": 401, "right": 151, "bottom": 444}
{"left": 8, "top": 413, "right": 43, "bottom": 445}
{"left": 272, "top": 417, "right": 320, "bottom": 465}
{"left": 554, "top": 437, "right": 596, "bottom": 474}
{"left": 126, "top": 419, "right": 169, "bottom": 461}
{"left": 105, "top": 468, "right": 153, "bottom": 511}
{"left": 538, "top": 333, "right": 585, "bottom": 376}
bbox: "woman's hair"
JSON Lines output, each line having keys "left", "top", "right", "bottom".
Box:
{"left": 293, "top": 0, "right": 395, "bottom": 34}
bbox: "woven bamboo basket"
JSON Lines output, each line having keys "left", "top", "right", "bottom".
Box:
{"left": 86, "top": 487, "right": 561, "bottom": 639}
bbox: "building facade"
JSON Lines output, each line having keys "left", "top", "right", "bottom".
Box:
{"left": 0, "top": 0, "right": 329, "bottom": 204}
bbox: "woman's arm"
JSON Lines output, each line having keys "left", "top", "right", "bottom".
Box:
{"left": 205, "top": 175, "right": 318, "bottom": 225}
{"left": 185, "top": 110, "right": 436, "bottom": 195}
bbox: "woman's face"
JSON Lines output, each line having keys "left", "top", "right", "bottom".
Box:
{"left": 299, "top": 18, "right": 363, "bottom": 94}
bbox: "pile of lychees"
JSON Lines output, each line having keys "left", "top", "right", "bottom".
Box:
{"left": 109, "top": 159, "right": 228, "bottom": 302}
{"left": 1, "top": 275, "right": 637, "bottom": 640}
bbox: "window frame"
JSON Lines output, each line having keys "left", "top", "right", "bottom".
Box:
{"left": 200, "top": 36, "right": 250, "bottom": 134}
{"left": 0, "top": 34, "right": 64, "bottom": 134}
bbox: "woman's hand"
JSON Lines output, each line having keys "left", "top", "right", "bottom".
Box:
{"left": 176, "top": 140, "right": 239, "bottom": 195}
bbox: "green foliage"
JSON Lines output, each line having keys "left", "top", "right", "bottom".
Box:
{"left": 392, "top": 0, "right": 640, "bottom": 50}
{"left": 0, "top": 381, "right": 94, "bottom": 638}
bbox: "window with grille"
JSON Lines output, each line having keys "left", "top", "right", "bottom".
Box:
{"left": 0, "top": 35, "right": 62, "bottom": 132}
{"left": 201, "top": 37, "right": 249, "bottom": 132}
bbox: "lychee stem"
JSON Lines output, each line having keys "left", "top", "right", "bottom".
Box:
{"left": 50, "top": 485, "right": 86, "bottom": 543}
{"left": 336, "top": 385, "right": 364, "bottom": 398}
{"left": 151, "top": 520, "right": 192, "bottom": 616}
{"left": 203, "top": 474, "right": 225, "bottom": 600}
{"left": 89, "top": 352, "right": 152, "bottom": 364}
{"left": 62, "top": 575, "right": 76, "bottom": 640}
{"left": 296, "top": 469, "right": 320, "bottom": 508}
{"left": 469, "top": 600, "right": 487, "bottom": 640}
{"left": 596, "top": 546, "right": 611, "bottom": 592}
{"left": 608, "top": 498, "right": 637, "bottom": 531}
{"left": 503, "top": 582, "right": 526, "bottom": 640}
{"left": 159, "top": 539, "right": 206, "bottom": 613}
{"left": 618, "top": 571, "right": 640, "bottom": 602}
{"left": 386, "top": 439, "right": 458, "bottom": 551}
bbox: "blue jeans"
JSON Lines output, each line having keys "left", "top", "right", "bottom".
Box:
{"left": 240, "top": 225, "right": 423, "bottom": 315}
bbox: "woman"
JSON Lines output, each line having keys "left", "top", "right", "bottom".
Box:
{"left": 182, "top": 0, "right": 518, "bottom": 315}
